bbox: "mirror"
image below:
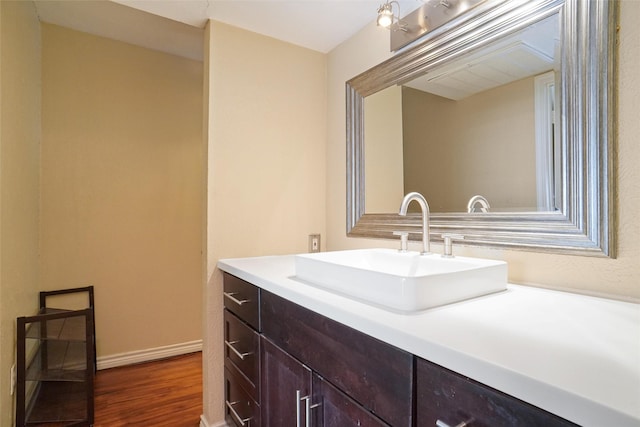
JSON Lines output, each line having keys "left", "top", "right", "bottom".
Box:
{"left": 347, "top": 0, "right": 616, "bottom": 256}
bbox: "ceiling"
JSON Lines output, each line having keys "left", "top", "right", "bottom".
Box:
{"left": 35, "top": 0, "right": 421, "bottom": 59}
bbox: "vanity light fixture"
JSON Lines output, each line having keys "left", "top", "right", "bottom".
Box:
{"left": 377, "top": 1, "right": 408, "bottom": 31}
{"left": 377, "top": 0, "right": 487, "bottom": 51}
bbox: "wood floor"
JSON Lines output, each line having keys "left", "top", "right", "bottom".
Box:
{"left": 93, "top": 351, "right": 203, "bottom": 426}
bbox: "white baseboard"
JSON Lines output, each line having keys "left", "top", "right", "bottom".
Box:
{"left": 97, "top": 339, "right": 202, "bottom": 370}
{"left": 200, "top": 414, "right": 228, "bottom": 427}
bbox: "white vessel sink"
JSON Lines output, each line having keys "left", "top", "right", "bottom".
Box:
{"left": 294, "top": 248, "right": 507, "bottom": 312}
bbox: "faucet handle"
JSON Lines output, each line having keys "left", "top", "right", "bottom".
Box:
{"left": 393, "top": 231, "right": 409, "bottom": 252}
{"left": 441, "top": 233, "right": 464, "bottom": 258}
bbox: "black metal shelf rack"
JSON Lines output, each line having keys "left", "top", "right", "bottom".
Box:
{"left": 16, "top": 286, "right": 95, "bottom": 427}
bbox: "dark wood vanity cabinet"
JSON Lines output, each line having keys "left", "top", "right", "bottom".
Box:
{"left": 261, "top": 290, "right": 413, "bottom": 427}
{"left": 416, "top": 357, "right": 578, "bottom": 427}
{"left": 223, "top": 273, "right": 408, "bottom": 427}
{"left": 222, "top": 272, "right": 577, "bottom": 427}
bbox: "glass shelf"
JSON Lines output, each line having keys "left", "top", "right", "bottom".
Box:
{"left": 25, "top": 309, "right": 87, "bottom": 342}
{"left": 25, "top": 381, "right": 88, "bottom": 424}
{"left": 25, "top": 340, "right": 88, "bottom": 382}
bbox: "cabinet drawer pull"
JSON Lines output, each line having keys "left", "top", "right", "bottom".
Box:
{"left": 224, "top": 291, "right": 250, "bottom": 306}
{"left": 436, "top": 418, "right": 475, "bottom": 427}
{"left": 225, "top": 340, "right": 253, "bottom": 360}
{"left": 226, "top": 400, "right": 252, "bottom": 426}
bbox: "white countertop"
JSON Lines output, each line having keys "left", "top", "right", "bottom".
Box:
{"left": 218, "top": 254, "right": 640, "bottom": 427}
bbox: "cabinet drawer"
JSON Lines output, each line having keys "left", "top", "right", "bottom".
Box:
{"left": 225, "top": 366, "right": 261, "bottom": 427}
{"left": 225, "top": 309, "right": 260, "bottom": 400}
{"left": 416, "top": 357, "right": 578, "bottom": 427}
{"left": 261, "top": 290, "right": 413, "bottom": 427}
{"left": 224, "top": 273, "right": 260, "bottom": 331}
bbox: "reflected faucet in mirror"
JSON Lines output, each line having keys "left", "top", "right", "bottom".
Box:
{"left": 399, "top": 192, "right": 431, "bottom": 255}
{"left": 467, "top": 195, "right": 490, "bottom": 213}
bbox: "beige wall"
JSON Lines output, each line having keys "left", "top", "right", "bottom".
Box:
{"left": 40, "top": 24, "right": 204, "bottom": 357}
{"left": 364, "top": 85, "right": 404, "bottom": 213}
{"left": 327, "top": 1, "right": 640, "bottom": 300}
{"left": 403, "top": 77, "right": 537, "bottom": 212}
{"left": 202, "top": 21, "right": 327, "bottom": 425}
{"left": 401, "top": 87, "right": 456, "bottom": 211}
{"left": 0, "top": 1, "right": 41, "bottom": 424}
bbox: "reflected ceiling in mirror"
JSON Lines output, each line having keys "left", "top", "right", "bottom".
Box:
{"left": 365, "top": 13, "right": 561, "bottom": 214}
{"left": 347, "top": 0, "right": 616, "bottom": 257}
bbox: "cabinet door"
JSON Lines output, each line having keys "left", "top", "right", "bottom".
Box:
{"left": 312, "top": 374, "right": 390, "bottom": 427}
{"left": 261, "top": 337, "right": 312, "bottom": 427}
{"left": 416, "top": 357, "right": 578, "bottom": 427}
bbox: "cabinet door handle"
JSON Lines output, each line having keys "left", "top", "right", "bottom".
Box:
{"left": 303, "top": 394, "right": 321, "bottom": 427}
{"left": 224, "top": 292, "right": 250, "bottom": 306}
{"left": 226, "top": 400, "right": 252, "bottom": 426}
{"left": 296, "top": 390, "right": 303, "bottom": 427}
{"left": 225, "top": 340, "right": 253, "bottom": 360}
{"left": 436, "top": 418, "right": 475, "bottom": 427}
{"left": 296, "top": 389, "right": 321, "bottom": 427}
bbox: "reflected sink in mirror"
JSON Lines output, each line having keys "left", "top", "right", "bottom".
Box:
{"left": 294, "top": 249, "right": 507, "bottom": 312}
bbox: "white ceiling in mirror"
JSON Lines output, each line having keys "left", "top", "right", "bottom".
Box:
{"left": 404, "top": 13, "right": 559, "bottom": 100}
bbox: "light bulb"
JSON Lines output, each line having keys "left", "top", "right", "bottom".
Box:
{"left": 377, "top": 3, "right": 394, "bottom": 27}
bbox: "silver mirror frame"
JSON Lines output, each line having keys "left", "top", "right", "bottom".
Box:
{"left": 347, "top": 0, "right": 617, "bottom": 257}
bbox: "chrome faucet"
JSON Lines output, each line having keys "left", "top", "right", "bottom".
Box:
{"left": 398, "top": 192, "right": 430, "bottom": 254}
{"left": 467, "top": 194, "right": 490, "bottom": 213}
